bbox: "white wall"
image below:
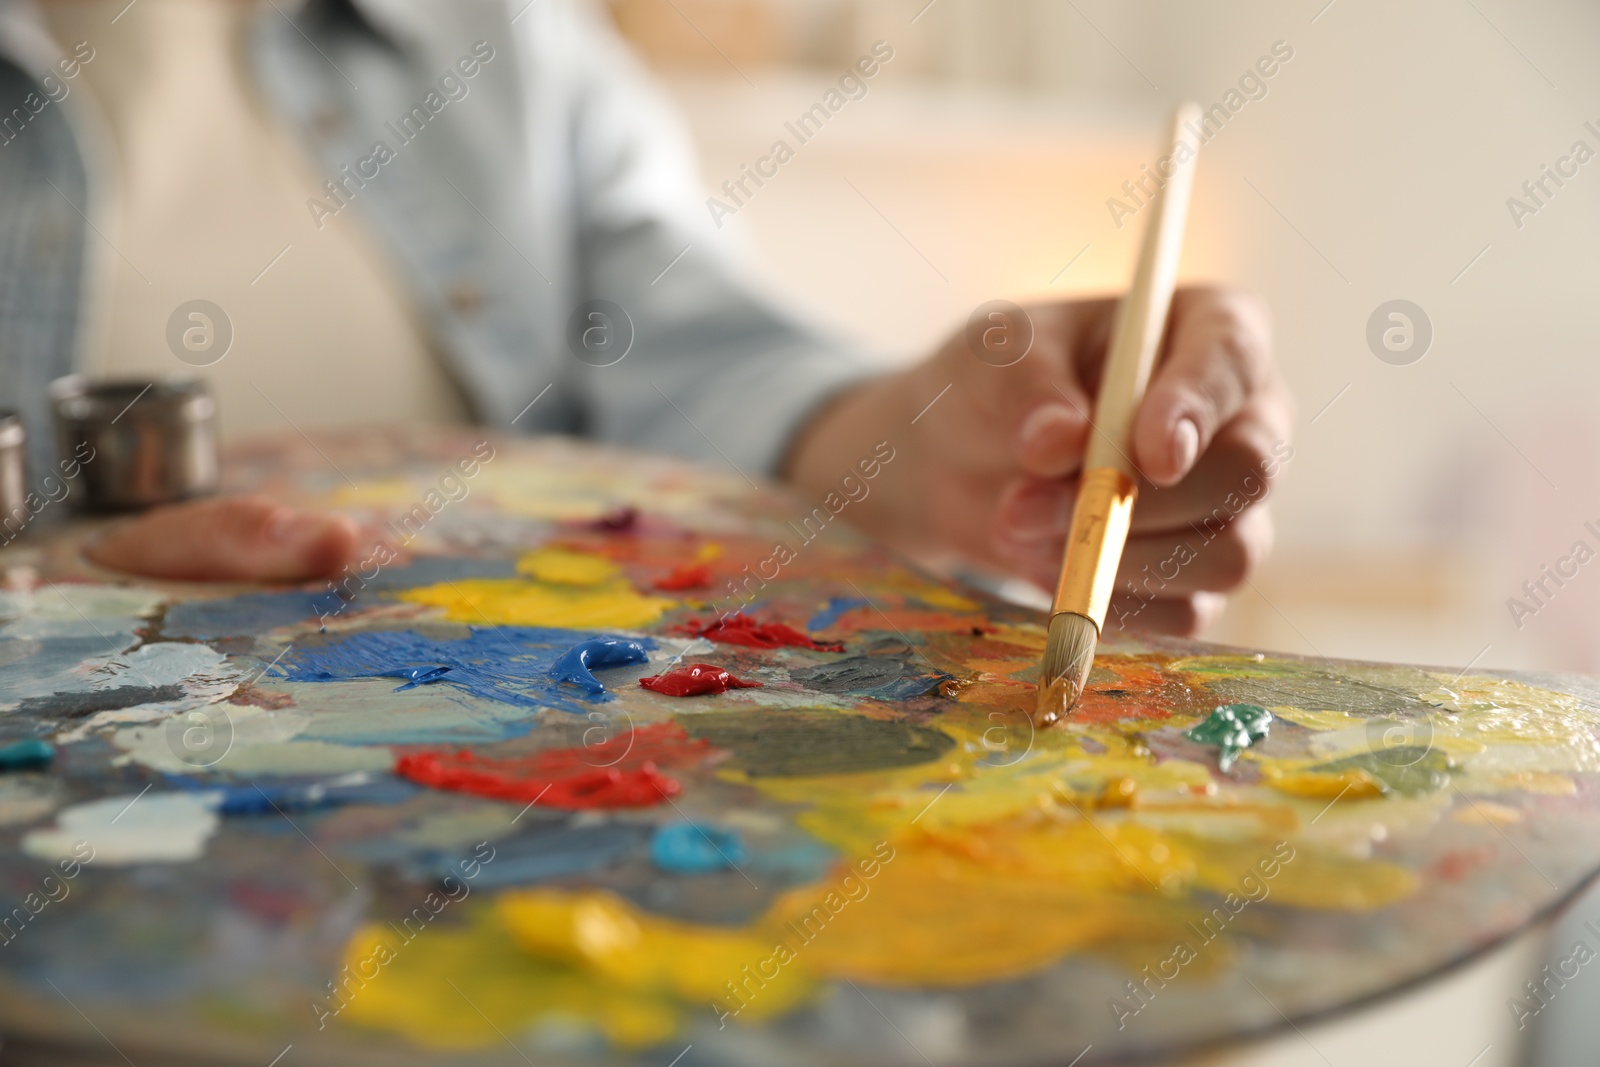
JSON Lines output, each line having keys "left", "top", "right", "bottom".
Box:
{"left": 662, "top": 0, "right": 1600, "bottom": 674}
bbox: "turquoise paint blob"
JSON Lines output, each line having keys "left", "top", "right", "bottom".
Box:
{"left": 549, "top": 637, "right": 650, "bottom": 696}
{"left": 1185, "top": 703, "right": 1272, "bottom": 772}
{"left": 274, "top": 627, "right": 655, "bottom": 713}
{"left": 650, "top": 821, "right": 747, "bottom": 874}
{"left": 0, "top": 738, "right": 55, "bottom": 770}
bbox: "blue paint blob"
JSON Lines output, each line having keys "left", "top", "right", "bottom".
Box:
{"left": 379, "top": 665, "right": 453, "bottom": 691}
{"left": 863, "top": 671, "right": 952, "bottom": 700}
{"left": 216, "top": 782, "right": 344, "bottom": 816}
{"left": 549, "top": 637, "right": 650, "bottom": 696}
{"left": 163, "top": 773, "right": 414, "bottom": 815}
{"left": 274, "top": 627, "right": 654, "bottom": 713}
{"left": 807, "top": 596, "right": 868, "bottom": 633}
{"left": 0, "top": 738, "right": 55, "bottom": 770}
{"left": 192, "top": 775, "right": 418, "bottom": 815}
{"left": 650, "top": 821, "right": 747, "bottom": 874}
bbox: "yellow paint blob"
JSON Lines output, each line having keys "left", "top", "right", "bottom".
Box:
{"left": 333, "top": 914, "right": 681, "bottom": 1050}
{"left": 1264, "top": 767, "right": 1385, "bottom": 800}
{"left": 759, "top": 831, "right": 1182, "bottom": 986}
{"left": 1269, "top": 706, "right": 1361, "bottom": 732}
{"left": 1166, "top": 654, "right": 1286, "bottom": 677}
{"left": 399, "top": 575, "right": 673, "bottom": 630}
{"left": 980, "top": 622, "right": 1049, "bottom": 652}
{"left": 517, "top": 547, "right": 622, "bottom": 586}
{"left": 1491, "top": 770, "right": 1577, "bottom": 796}
{"left": 496, "top": 889, "right": 812, "bottom": 1019}
{"left": 1452, "top": 800, "right": 1522, "bottom": 826}
{"left": 1190, "top": 840, "right": 1414, "bottom": 911}
{"left": 1426, "top": 676, "right": 1600, "bottom": 767}
{"left": 897, "top": 583, "right": 981, "bottom": 612}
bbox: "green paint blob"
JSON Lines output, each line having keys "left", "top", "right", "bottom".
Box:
{"left": 0, "top": 739, "right": 55, "bottom": 771}
{"left": 1310, "top": 748, "right": 1454, "bottom": 797}
{"left": 679, "top": 710, "right": 955, "bottom": 777}
{"left": 1185, "top": 704, "right": 1272, "bottom": 772}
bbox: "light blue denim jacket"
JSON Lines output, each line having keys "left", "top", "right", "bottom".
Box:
{"left": 0, "top": 0, "right": 874, "bottom": 483}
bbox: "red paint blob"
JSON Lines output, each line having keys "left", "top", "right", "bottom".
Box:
{"left": 654, "top": 562, "right": 712, "bottom": 591}
{"left": 588, "top": 506, "right": 639, "bottom": 532}
{"left": 639, "top": 663, "right": 763, "bottom": 697}
{"left": 395, "top": 723, "right": 709, "bottom": 809}
{"left": 675, "top": 614, "right": 844, "bottom": 653}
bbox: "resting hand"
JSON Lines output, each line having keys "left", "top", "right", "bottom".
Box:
{"left": 86, "top": 495, "right": 360, "bottom": 583}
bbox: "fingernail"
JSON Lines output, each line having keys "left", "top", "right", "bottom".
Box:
{"left": 1017, "top": 403, "right": 1078, "bottom": 452}
{"left": 266, "top": 508, "right": 328, "bottom": 545}
{"left": 997, "top": 482, "right": 1073, "bottom": 542}
{"left": 1171, "top": 418, "right": 1200, "bottom": 477}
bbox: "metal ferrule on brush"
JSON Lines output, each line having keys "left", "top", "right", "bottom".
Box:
{"left": 1050, "top": 467, "right": 1138, "bottom": 629}
{"left": 1035, "top": 467, "right": 1139, "bottom": 726}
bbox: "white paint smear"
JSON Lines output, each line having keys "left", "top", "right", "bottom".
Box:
{"left": 0, "top": 583, "right": 165, "bottom": 634}
{"left": 54, "top": 643, "right": 249, "bottom": 743}
{"left": 23, "top": 791, "right": 221, "bottom": 865}
{"left": 112, "top": 703, "right": 394, "bottom": 776}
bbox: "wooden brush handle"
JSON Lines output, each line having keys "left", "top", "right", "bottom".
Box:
{"left": 1051, "top": 104, "right": 1202, "bottom": 628}
{"left": 1083, "top": 102, "right": 1203, "bottom": 476}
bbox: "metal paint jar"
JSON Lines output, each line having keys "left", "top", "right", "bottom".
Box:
{"left": 0, "top": 412, "right": 25, "bottom": 531}
{"left": 50, "top": 376, "right": 219, "bottom": 512}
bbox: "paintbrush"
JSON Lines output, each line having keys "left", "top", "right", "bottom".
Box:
{"left": 1036, "top": 103, "right": 1202, "bottom": 727}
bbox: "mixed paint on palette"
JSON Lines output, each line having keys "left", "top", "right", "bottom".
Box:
{"left": 3, "top": 430, "right": 1600, "bottom": 1066}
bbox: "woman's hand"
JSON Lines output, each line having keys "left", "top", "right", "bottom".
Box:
{"left": 86, "top": 495, "right": 360, "bottom": 582}
{"left": 784, "top": 287, "right": 1293, "bottom": 636}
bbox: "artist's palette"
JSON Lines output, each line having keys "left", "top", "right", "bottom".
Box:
{"left": 2, "top": 430, "right": 1599, "bottom": 1067}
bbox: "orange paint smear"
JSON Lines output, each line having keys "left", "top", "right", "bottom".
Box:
{"left": 1070, "top": 660, "right": 1182, "bottom": 724}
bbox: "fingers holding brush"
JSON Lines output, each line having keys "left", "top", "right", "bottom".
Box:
{"left": 1134, "top": 287, "right": 1283, "bottom": 488}
{"left": 995, "top": 501, "right": 1274, "bottom": 611}
{"left": 992, "top": 414, "right": 1289, "bottom": 549}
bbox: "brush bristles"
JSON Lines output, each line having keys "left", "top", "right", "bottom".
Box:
{"left": 1036, "top": 612, "right": 1099, "bottom": 726}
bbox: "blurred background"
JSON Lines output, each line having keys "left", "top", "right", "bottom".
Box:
{"left": 600, "top": 0, "right": 1600, "bottom": 682}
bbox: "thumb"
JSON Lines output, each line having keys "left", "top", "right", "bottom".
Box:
{"left": 87, "top": 495, "right": 360, "bottom": 582}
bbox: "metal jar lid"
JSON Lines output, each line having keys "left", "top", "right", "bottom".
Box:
{"left": 50, "top": 376, "right": 219, "bottom": 512}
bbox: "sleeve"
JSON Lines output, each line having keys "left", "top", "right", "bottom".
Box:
{"left": 535, "top": 0, "right": 881, "bottom": 478}
{"left": 0, "top": 24, "right": 93, "bottom": 489}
